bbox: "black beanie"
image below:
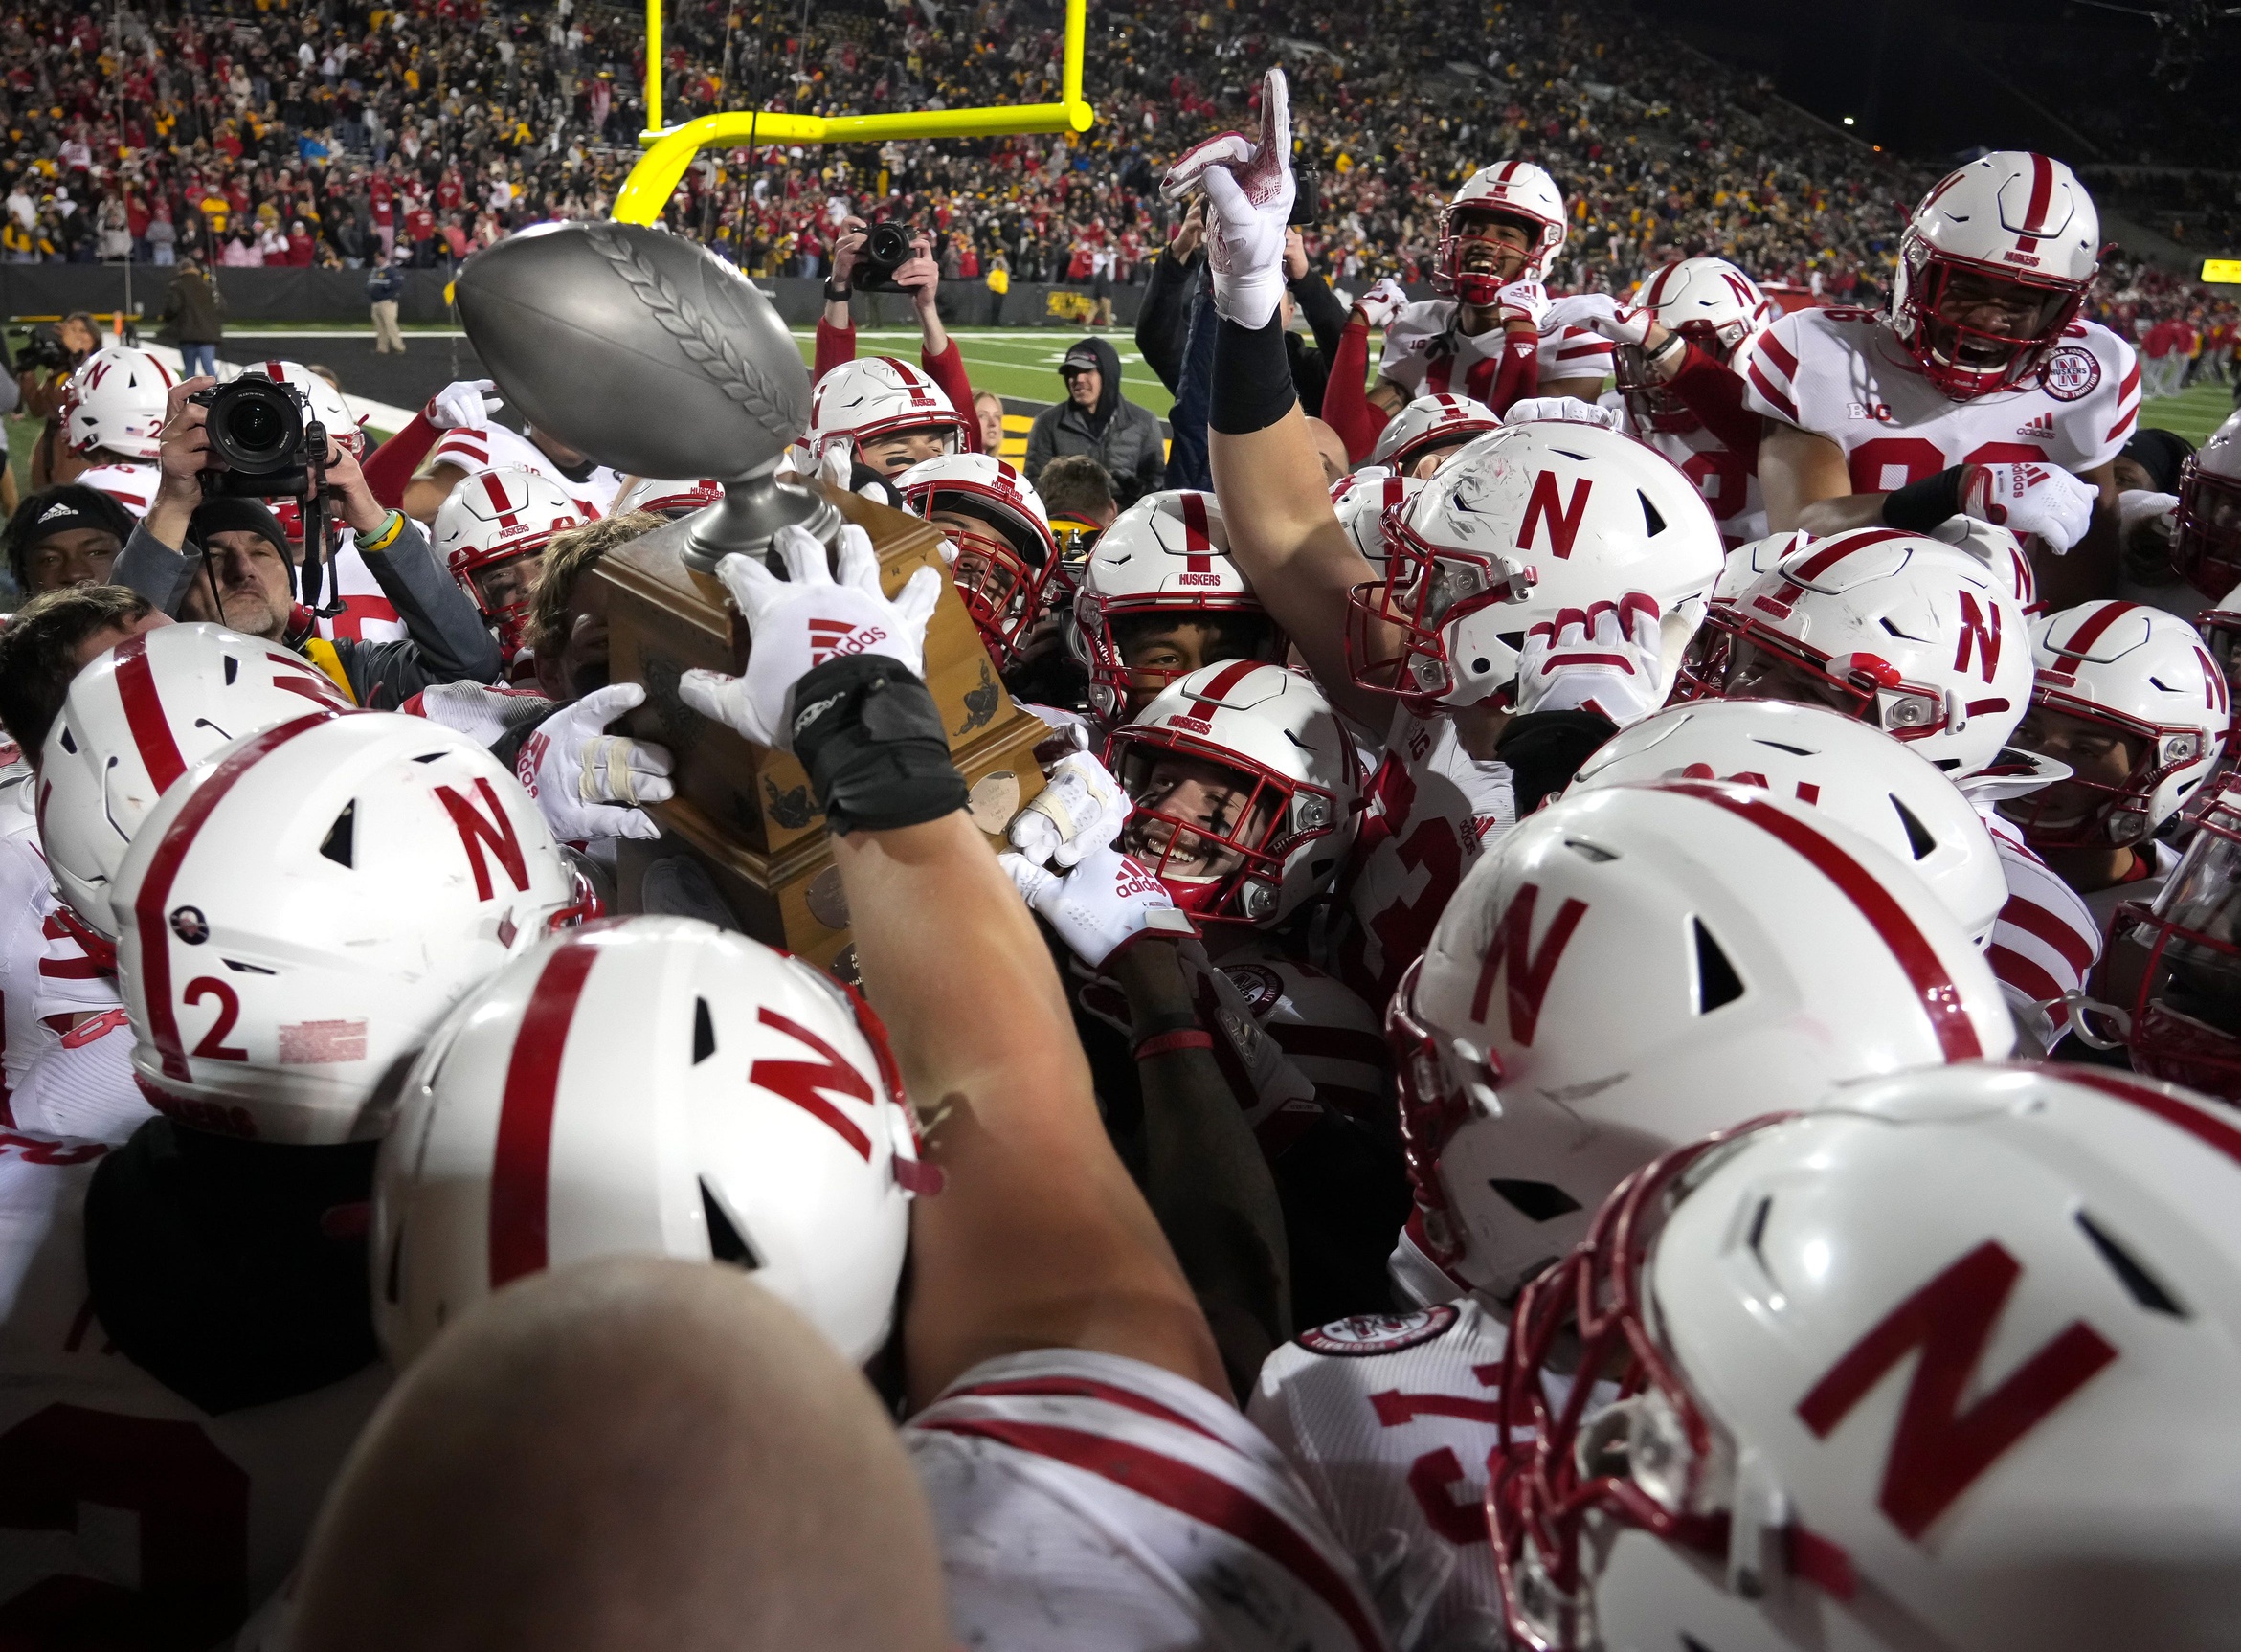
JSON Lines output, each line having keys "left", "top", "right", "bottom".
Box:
{"left": 3, "top": 483, "right": 133, "bottom": 585}
{"left": 188, "top": 496, "right": 292, "bottom": 560}
{"left": 2121, "top": 427, "right": 2196, "bottom": 496}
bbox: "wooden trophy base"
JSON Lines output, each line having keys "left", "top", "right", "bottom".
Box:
{"left": 594, "top": 480, "right": 1048, "bottom": 980}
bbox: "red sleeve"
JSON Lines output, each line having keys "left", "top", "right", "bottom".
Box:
{"left": 1486, "top": 327, "right": 1540, "bottom": 415}
{"left": 921, "top": 337, "right": 981, "bottom": 454}
{"left": 1667, "top": 344, "right": 1764, "bottom": 471}
{"left": 814, "top": 316, "right": 856, "bottom": 384}
{"left": 1318, "top": 320, "right": 1389, "bottom": 463}
{"left": 361, "top": 411, "right": 441, "bottom": 510}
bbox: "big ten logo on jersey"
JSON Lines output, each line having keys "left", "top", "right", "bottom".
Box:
{"left": 433, "top": 777, "right": 530, "bottom": 902}
{"left": 1798, "top": 1239, "right": 2114, "bottom": 1541}
{"left": 1470, "top": 881, "right": 1588, "bottom": 1046}
{"left": 1517, "top": 472, "right": 1591, "bottom": 560}
{"left": 1845, "top": 399, "right": 1897, "bottom": 424}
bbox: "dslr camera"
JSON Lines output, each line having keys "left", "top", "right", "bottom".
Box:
{"left": 17, "top": 323, "right": 81, "bottom": 375}
{"left": 851, "top": 220, "right": 923, "bottom": 295}
{"left": 189, "top": 376, "right": 326, "bottom": 498}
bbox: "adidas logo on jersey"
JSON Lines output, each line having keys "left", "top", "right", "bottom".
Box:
{"left": 2016, "top": 412, "right": 2055, "bottom": 440}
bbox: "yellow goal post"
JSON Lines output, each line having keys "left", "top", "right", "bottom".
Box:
{"left": 613, "top": 0, "right": 1095, "bottom": 227}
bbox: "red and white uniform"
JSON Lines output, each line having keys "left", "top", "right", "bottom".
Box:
{"left": 1982, "top": 811, "right": 2103, "bottom": 1038}
{"left": 314, "top": 537, "right": 404, "bottom": 646}
{"left": 1214, "top": 940, "right": 1390, "bottom": 1126}
{"left": 0, "top": 784, "right": 53, "bottom": 1116}
{"left": 0, "top": 1137, "right": 388, "bottom": 1641}
{"left": 426, "top": 422, "right": 621, "bottom": 516}
{"left": 1252, "top": 1299, "right": 1577, "bottom": 1650}
{"left": 1743, "top": 307, "right": 2140, "bottom": 493}
{"left": 71, "top": 462, "right": 157, "bottom": 519}
{"left": 908, "top": 1347, "right": 1388, "bottom": 1651}
{"left": 1336, "top": 710, "right": 1516, "bottom": 1009}
{"left": 1378, "top": 301, "right": 1613, "bottom": 403}
{"left": 1604, "top": 391, "right": 1767, "bottom": 547}
{"left": 16, "top": 898, "right": 148, "bottom": 1144}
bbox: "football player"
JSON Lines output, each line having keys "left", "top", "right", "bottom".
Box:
{"left": 397, "top": 372, "right": 623, "bottom": 525}
{"left": 805, "top": 356, "right": 974, "bottom": 502}
{"left": 432, "top": 463, "right": 599, "bottom": 679}
{"left": 2, "top": 483, "right": 134, "bottom": 595}
{"left": 812, "top": 215, "right": 984, "bottom": 451}
{"left": 54, "top": 345, "right": 171, "bottom": 513}
{"left": 1747, "top": 153, "right": 2139, "bottom": 610}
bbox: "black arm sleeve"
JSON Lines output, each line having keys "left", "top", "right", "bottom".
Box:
{"left": 1494, "top": 709, "right": 1619, "bottom": 815}
{"left": 1134, "top": 249, "right": 1198, "bottom": 394}
{"left": 1289, "top": 270, "right": 1348, "bottom": 362}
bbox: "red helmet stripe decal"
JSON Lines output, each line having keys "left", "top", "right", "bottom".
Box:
{"left": 1664, "top": 781, "right": 1984, "bottom": 1060}
{"left": 1179, "top": 492, "right": 1214, "bottom": 575}
{"left": 1645, "top": 262, "right": 1680, "bottom": 309}
{"left": 131, "top": 713, "right": 336, "bottom": 1081}
{"left": 1789, "top": 528, "right": 1913, "bottom": 585}
{"left": 2058, "top": 1067, "right": 2241, "bottom": 1172}
{"left": 487, "top": 934, "right": 603, "bottom": 1287}
{"left": 2018, "top": 152, "right": 2056, "bottom": 240}
{"left": 264, "top": 361, "right": 285, "bottom": 381}
{"left": 2046, "top": 601, "right": 2140, "bottom": 661}
{"left": 478, "top": 469, "right": 524, "bottom": 531}
{"left": 1187, "top": 659, "right": 1262, "bottom": 714}
{"left": 109, "top": 632, "right": 189, "bottom": 793}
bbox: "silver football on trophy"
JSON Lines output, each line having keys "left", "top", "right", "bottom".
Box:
{"left": 457, "top": 222, "right": 837, "bottom": 567}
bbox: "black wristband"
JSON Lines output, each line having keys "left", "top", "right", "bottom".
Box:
{"left": 787, "top": 654, "right": 968, "bottom": 837}
{"left": 1883, "top": 465, "right": 1967, "bottom": 533}
{"left": 824, "top": 278, "right": 853, "bottom": 304}
{"left": 1211, "top": 316, "right": 1300, "bottom": 435}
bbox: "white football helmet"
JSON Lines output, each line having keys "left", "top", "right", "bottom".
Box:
{"left": 1490, "top": 1063, "right": 2241, "bottom": 1652}
{"left": 1387, "top": 779, "right": 2011, "bottom": 1304}
{"left": 1669, "top": 531, "right": 1815, "bottom": 703}
{"left": 1330, "top": 469, "right": 1421, "bottom": 577}
{"left": 1436, "top": 161, "right": 1567, "bottom": 301}
{"left": 1569, "top": 699, "right": 2006, "bottom": 946}
{"left": 112, "top": 712, "right": 594, "bottom": 1144}
{"left": 806, "top": 356, "right": 968, "bottom": 460}
{"left": 433, "top": 465, "right": 596, "bottom": 658}
{"left": 1104, "top": 661, "right": 1359, "bottom": 926}
{"left": 373, "top": 916, "right": 926, "bottom": 1370}
{"left": 63, "top": 346, "right": 176, "bottom": 460}
{"left": 1715, "top": 528, "right": 2033, "bottom": 774}
{"left": 1369, "top": 393, "right": 1501, "bottom": 475}
{"left": 1615, "top": 257, "right": 1774, "bottom": 435}
{"left": 1070, "top": 489, "right": 1279, "bottom": 721}
{"left": 2174, "top": 408, "right": 2241, "bottom": 600}
{"left": 612, "top": 475, "right": 724, "bottom": 518}
{"left": 2098, "top": 780, "right": 2241, "bottom": 1098}
{"left": 897, "top": 452, "right": 1060, "bottom": 668}
{"left": 1996, "top": 600, "right": 2227, "bottom": 849}
{"left": 38, "top": 624, "right": 354, "bottom": 941}
{"left": 1890, "top": 151, "right": 2101, "bottom": 401}
{"left": 1929, "top": 513, "right": 2040, "bottom": 613}
{"left": 241, "top": 358, "right": 368, "bottom": 458}
{"left": 1349, "top": 421, "right": 1724, "bottom": 710}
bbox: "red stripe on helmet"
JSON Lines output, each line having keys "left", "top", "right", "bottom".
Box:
{"left": 109, "top": 632, "right": 188, "bottom": 793}
{"left": 1645, "top": 262, "right": 1681, "bottom": 309}
{"left": 487, "top": 935, "right": 603, "bottom": 1287}
{"left": 131, "top": 713, "right": 336, "bottom": 1082}
{"left": 1789, "top": 528, "right": 1912, "bottom": 585}
{"left": 2019, "top": 153, "right": 2056, "bottom": 237}
{"left": 1664, "top": 781, "right": 1984, "bottom": 1061}
{"left": 478, "top": 469, "right": 523, "bottom": 531}
{"left": 1179, "top": 491, "right": 1214, "bottom": 575}
{"left": 2059, "top": 1067, "right": 2241, "bottom": 1173}
{"left": 264, "top": 361, "right": 285, "bottom": 381}
{"left": 1187, "top": 659, "right": 1263, "bottom": 714}
{"left": 2045, "top": 601, "right": 2140, "bottom": 662}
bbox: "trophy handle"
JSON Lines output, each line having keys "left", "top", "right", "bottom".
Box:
{"left": 683, "top": 455, "right": 841, "bottom": 572}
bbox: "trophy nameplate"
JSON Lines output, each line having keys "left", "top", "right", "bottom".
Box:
{"left": 596, "top": 482, "right": 1047, "bottom": 977}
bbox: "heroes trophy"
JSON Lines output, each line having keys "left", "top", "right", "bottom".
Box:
{"left": 456, "top": 221, "right": 1046, "bottom": 980}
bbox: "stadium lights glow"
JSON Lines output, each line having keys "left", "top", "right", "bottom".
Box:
{"left": 1843, "top": 116, "right": 1855, "bottom": 125}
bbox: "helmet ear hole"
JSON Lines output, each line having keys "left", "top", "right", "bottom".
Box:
{"left": 320, "top": 801, "right": 354, "bottom": 868}
{"left": 1692, "top": 918, "right": 1746, "bottom": 1013}
{"left": 1639, "top": 492, "right": 1667, "bottom": 536}
{"left": 692, "top": 996, "right": 717, "bottom": 1064}
{"left": 1891, "top": 793, "right": 1938, "bottom": 859}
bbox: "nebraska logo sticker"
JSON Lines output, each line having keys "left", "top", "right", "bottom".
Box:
{"left": 2039, "top": 346, "right": 2101, "bottom": 403}
{"left": 1294, "top": 1303, "right": 1459, "bottom": 1357}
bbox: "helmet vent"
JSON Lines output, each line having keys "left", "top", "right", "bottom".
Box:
{"left": 59, "top": 728, "right": 77, "bottom": 755}
{"left": 2074, "top": 1211, "right": 2186, "bottom": 1318}
{"left": 1638, "top": 491, "right": 1667, "bottom": 536}
{"left": 320, "top": 802, "right": 355, "bottom": 868}
{"left": 1745, "top": 1194, "right": 1775, "bottom": 1271}
{"left": 700, "top": 1180, "right": 763, "bottom": 1269}
{"left": 1562, "top": 837, "right": 1618, "bottom": 864}
{"left": 1488, "top": 1178, "right": 1581, "bottom": 1222}
{"left": 2148, "top": 676, "right": 2178, "bottom": 693}
{"left": 223, "top": 656, "right": 239, "bottom": 686}
{"left": 1753, "top": 739, "right": 1815, "bottom": 757}
{"left": 1889, "top": 794, "right": 1938, "bottom": 860}
{"left": 412, "top": 752, "right": 445, "bottom": 764}
{"left": 1692, "top": 918, "right": 1745, "bottom": 1013}
{"left": 692, "top": 996, "right": 716, "bottom": 1064}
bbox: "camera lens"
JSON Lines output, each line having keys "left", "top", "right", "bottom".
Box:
{"left": 205, "top": 379, "right": 305, "bottom": 472}
{"left": 229, "top": 398, "right": 285, "bottom": 454}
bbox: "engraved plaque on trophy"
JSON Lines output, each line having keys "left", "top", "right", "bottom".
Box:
{"left": 456, "top": 222, "right": 1045, "bottom": 975}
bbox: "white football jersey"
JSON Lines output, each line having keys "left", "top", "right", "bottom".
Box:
{"left": 1378, "top": 301, "right": 1615, "bottom": 403}
{"left": 908, "top": 1346, "right": 1389, "bottom": 1651}
{"left": 1605, "top": 391, "right": 1767, "bottom": 547}
{"left": 0, "top": 791, "right": 56, "bottom": 1109}
{"left": 1981, "top": 809, "right": 2103, "bottom": 1039}
{"left": 426, "top": 423, "right": 621, "bottom": 515}
{"left": 0, "top": 1139, "right": 389, "bottom": 1641}
{"left": 1214, "top": 939, "right": 1390, "bottom": 1125}
{"left": 1743, "top": 307, "right": 2140, "bottom": 490}
{"left": 1252, "top": 1298, "right": 1572, "bottom": 1651}
{"left": 1336, "top": 709, "right": 1517, "bottom": 1009}
{"left": 311, "top": 533, "right": 404, "bottom": 647}
{"left": 72, "top": 462, "right": 157, "bottom": 519}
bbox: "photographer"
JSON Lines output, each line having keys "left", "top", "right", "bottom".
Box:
{"left": 18, "top": 312, "right": 99, "bottom": 491}
{"left": 113, "top": 376, "right": 502, "bottom": 705}
{"left": 812, "top": 213, "right": 981, "bottom": 447}
{"left": 158, "top": 257, "right": 225, "bottom": 380}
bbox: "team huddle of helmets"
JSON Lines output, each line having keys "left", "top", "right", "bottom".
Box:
{"left": 11, "top": 81, "right": 2241, "bottom": 1650}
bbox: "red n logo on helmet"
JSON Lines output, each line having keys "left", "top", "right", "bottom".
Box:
{"left": 750, "top": 1008, "right": 873, "bottom": 1159}
{"left": 435, "top": 778, "right": 530, "bottom": 901}
{"left": 1954, "top": 592, "right": 2003, "bottom": 683}
{"left": 1517, "top": 472, "right": 1593, "bottom": 561}
{"left": 1468, "top": 882, "right": 1588, "bottom": 1046}
{"left": 1796, "top": 1240, "right": 2116, "bottom": 1541}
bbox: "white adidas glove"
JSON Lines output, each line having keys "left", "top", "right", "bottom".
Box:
{"left": 1000, "top": 842, "right": 1199, "bottom": 970}
{"left": 677, "top": 522, "right": 943, "bottom": 751}
{"left": 514, "top": 683, "right": 675, "bottom": 842}
{"left": 1961, "top": 461, "right": 2097, "bottom": 555}
{"left": 425, "top": 377, "right": 503, "bottom": 430}
{"left": 1551, "top": 292, "right": 1654, "bottom": 347}
{"left": 2118, "top": 488, "right": 2180, "bottom": 557}
{"left": 1513, "top": 594, "right": 1666, "bottom": 726}
{"left": 1494, "top": 279, "right": 1551, "bottom": 330}
{"left": 1160, "top": 68, "right": 1294, "bottom": 329}
{"left": 1007, "top": 750, "right": 1131, "bottom": 868}
{"left": 1502, "top": 396, "right": 1623, "bottom": 429}
{"left": 1354, "top": 276, "right": 1410, "bottom": 328}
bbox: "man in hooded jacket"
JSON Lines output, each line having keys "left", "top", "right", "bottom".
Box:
{"left": 1024, "top": 337, "right": 1166, "bottom": 508}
